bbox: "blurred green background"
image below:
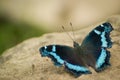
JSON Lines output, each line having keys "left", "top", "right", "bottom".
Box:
{"left": 0, "top": 0, "right": 120, "bottom": 55}
{"left": 0, "top": 14, "right": 45, "bottom": 55}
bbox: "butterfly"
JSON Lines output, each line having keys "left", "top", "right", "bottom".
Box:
{"left": 39, "top": 22, "right": 113, "bottom": 77}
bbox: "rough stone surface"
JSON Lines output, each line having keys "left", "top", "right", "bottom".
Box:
{"left": 0, "top": 17, "right": 120, "bottom": 80}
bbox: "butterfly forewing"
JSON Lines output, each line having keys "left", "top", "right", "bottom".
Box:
{"left": 40, "top": 45, "right": 91, "bottom": 77}
{"left": 81, "top": 22, "right": 113, "bottom": 71}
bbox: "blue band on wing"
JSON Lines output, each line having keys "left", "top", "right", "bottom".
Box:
{"left": 65, "top": 62, "right": 89, "bottom": 72}
{"left": 94, "top": 29, "right": 108, "bottom": 47}
{"left": 52, "top": 45, "right": 56, "bottom": 52}
{"left": 40, "top": 46, "right": 64, "bottom": 65}
{"left": 49, "top": 52, "right": 64, "bottom": 64}
{"left": 96, "top": 48, "right": 107, "bottom": 68}
{"left": 101, "top": 31, "right": 108, "bottom": 47}
{"left": 64, "top": 62, "right": 91, "bottom": 77}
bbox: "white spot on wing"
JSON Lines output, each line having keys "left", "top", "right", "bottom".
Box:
{"left": 44, "top": 46, "right": 47, "bottom": 49}
{"left": 94, "top": 29, "right": 101, "bottom": 35}
{"left": 101, "top": 24, "right": 104, "bottom": 27}
{"left": 96, "top": 48, "right": 107, "bottom": 68}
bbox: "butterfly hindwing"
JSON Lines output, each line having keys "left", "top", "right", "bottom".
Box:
{"left": 81, "top": 22, "right": 113, "bottom": 71}
{"left": 40, "top": 45, "right": 91, "bottom": 77}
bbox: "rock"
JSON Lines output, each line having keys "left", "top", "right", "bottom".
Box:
{"left": 0, "top": 20, "right": 120, "bottom": 80}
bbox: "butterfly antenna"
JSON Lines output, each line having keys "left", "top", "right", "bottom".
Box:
{"left": 62, "top": 25, "right": 74, "bottom": 41}
{"left": 70, "top": 22, "right": 76, "bottom": 40}
{"left": 70, "top": 22, "right": 80, "bottom": 47}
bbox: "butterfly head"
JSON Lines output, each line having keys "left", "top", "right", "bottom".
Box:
{"left": 73, "top": 41, "right": 80, "bottom": 47}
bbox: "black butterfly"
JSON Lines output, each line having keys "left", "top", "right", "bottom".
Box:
{"left": 39, "top": 22, "right": 113, "bottom": 77}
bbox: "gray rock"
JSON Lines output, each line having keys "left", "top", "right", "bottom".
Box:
{"left": 0, "top": 20, "right": 120, "bottom": 80}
